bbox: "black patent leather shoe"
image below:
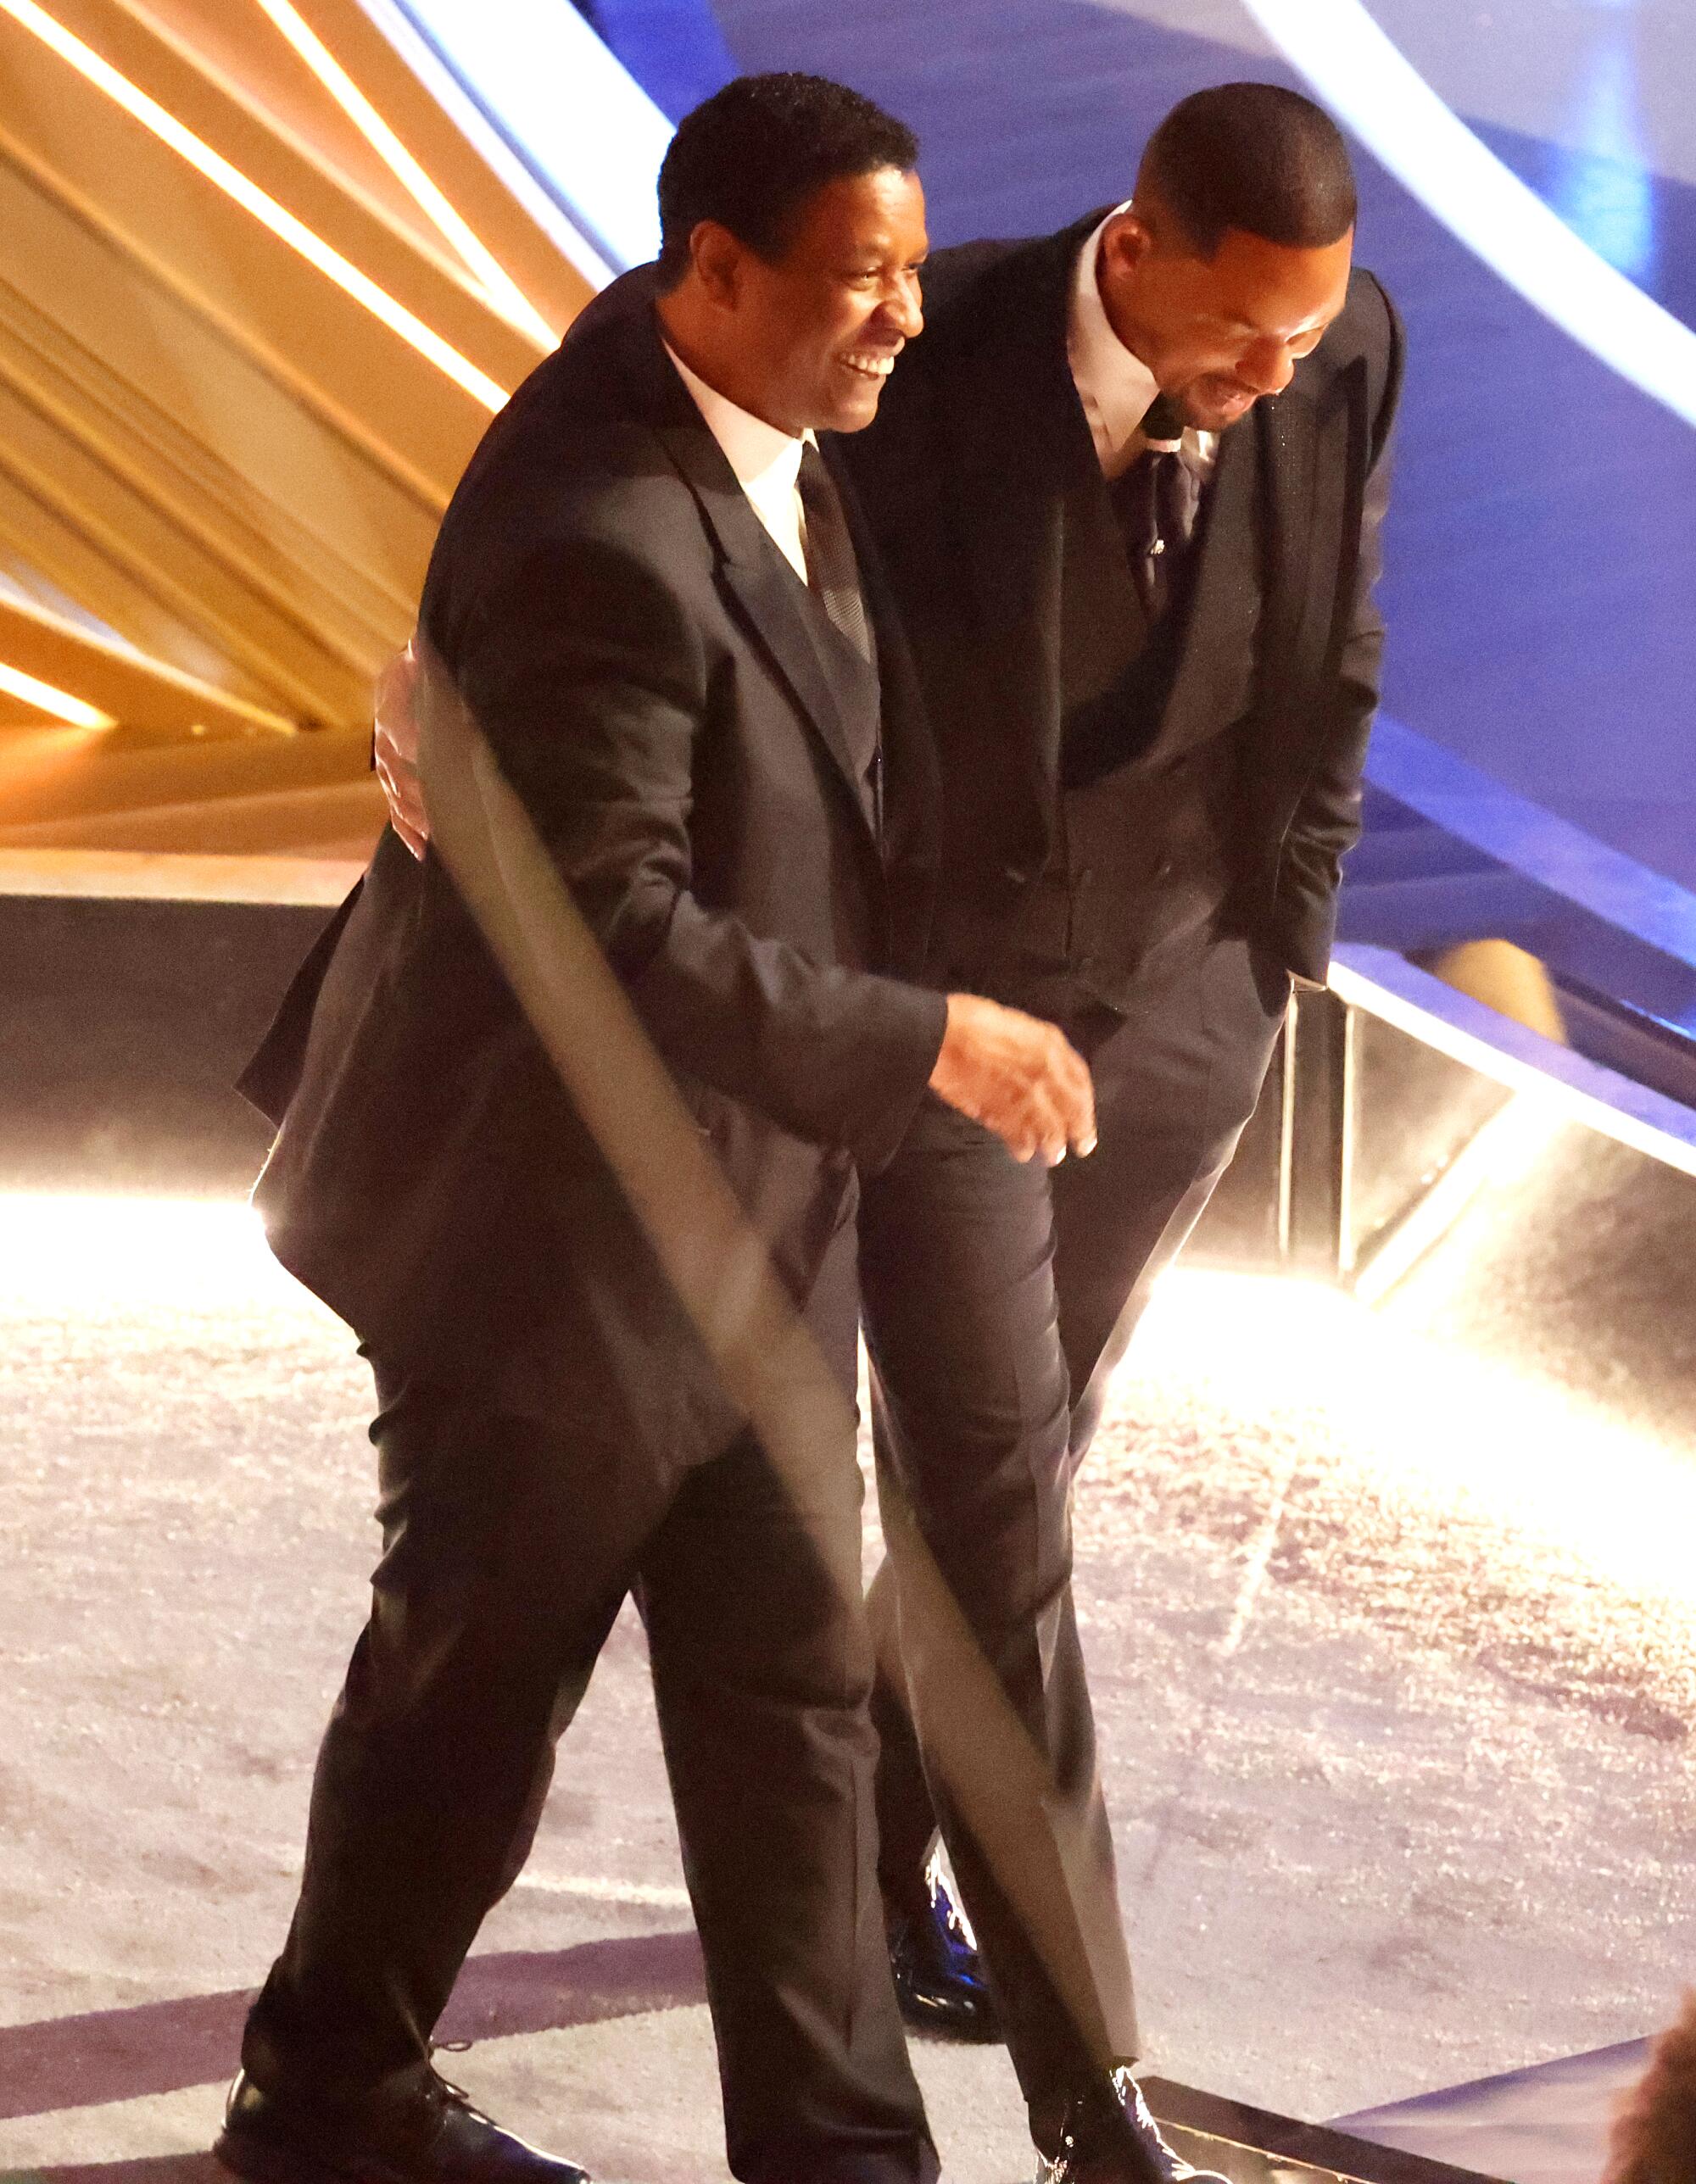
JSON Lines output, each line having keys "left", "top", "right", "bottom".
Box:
{"left": 1035, "top": 2066, "right": 1228, "bottom": 2184}
{"left": 214, "top": 2066, "right": 593, "bottom": 2184}
{"left": 885, "top": 1865, "right": 1002, "bottom": 2042}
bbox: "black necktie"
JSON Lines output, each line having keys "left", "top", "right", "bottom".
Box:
{"left": 798, "top": 443, "right": 873, "bottom": 665}
{"left": 798, "top": 442, "right": 880, "bottom": 827}
{"left": 1110, "top": 393, "right": 1200, "bottom": 621}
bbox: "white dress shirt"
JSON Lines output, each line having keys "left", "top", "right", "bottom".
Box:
{"left": 663, "top": 342, "right": 812, "bottom": 582}
{"left": 1067, "top": 205, "right": 1218, "bottom": 488}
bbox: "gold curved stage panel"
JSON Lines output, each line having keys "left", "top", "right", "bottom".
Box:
{"left": 0, "top": 0, "right": 593, "bottom": 891}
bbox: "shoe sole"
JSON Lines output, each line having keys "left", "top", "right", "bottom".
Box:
{"left": 214, "top": 2123, "right": 412, "bottom": 2184}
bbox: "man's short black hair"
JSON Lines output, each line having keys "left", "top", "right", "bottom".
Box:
{"left": 656, "top": 72, "right": 918, "bottom": 287}
{"left": 1138, "top": 82, "right": 1357, "bottom": 257}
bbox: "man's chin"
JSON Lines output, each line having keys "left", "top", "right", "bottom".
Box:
{"left": 818, "top": 386, "right": 886, "bottom": 435}
{"left": 1190, "top": 389, "right": 1258, "bottom": 432}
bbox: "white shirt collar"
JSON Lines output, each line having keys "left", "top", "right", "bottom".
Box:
{"left": 663, "top": 343, "right": 806, "bottom": 491}
{"left": 1067, "top": 204, "right": 1216, "bottom": 482}
{"left": 662, "top": 341, "right": 811, "bottom": 580}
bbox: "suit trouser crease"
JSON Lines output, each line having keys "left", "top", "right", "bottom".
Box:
{"left": 857, "top": 932, "right": 1286, "bottom": 2147}
{"left": 243, "top": 1228, "right": 935, "bottom": 2184}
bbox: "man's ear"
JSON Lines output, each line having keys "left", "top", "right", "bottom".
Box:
{"left": 1100, "top": 209, "right": 1155, "bottom": 281}
{"left": 689, "top": 220, "right": 743, "bottom": 309}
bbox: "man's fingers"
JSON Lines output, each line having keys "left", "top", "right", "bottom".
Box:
{"left": 1027, "top": 1079, "right": 1071, "bottom": 1165}
{"left": 1000, "top": 1079, "right": 1070, "bottom": 1167}
{"left": 374, "top": 751, "right": 428, "bottom": 861}
{"left": 373, "top": 643, "right": 420, "bottom": 736}
{"left": 1068, "top": 1081, "right": 1097, "bottom": 1156}
{"left": 373, "top": 728, "right": 422, "bottom": 799}
{"left": 926, "top": 996, "right": 1096, "bottom": 1157}
{"left": 372, "top": 641, "right": 430, "bottom": 853}
{"left": 1046, "top": 1030, "right": 1096, "bottom": 1153}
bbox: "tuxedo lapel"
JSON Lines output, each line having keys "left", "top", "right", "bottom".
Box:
{"left": 646, "top": 364, "right": 879, "bottom": 848}
{"left": 1254, "top": 354, "right": 1359, "bottom": 753}
{"left": 936, "top": 219, "right": 1105, "bottom": 813}
{"left": 472, "top": 278, "right": 884, "bottom": 841}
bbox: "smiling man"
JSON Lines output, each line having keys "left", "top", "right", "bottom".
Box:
{"left": 219, "top": 73, "right": 1096, "bottom": 2184}
{"left": 368, "top": 78, "right": 1399, "bottom": 2184}
{"left": 842, "top": 82, "right": 1402, "bottom": 2183}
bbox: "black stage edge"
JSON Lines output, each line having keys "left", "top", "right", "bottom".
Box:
{"left": 2, "top": 889, "right": 1504, "bottom": 1283}
{"left": 1146, "top": 2078, "right": 1506, "bottom": 2184}
{"left": 0, "top": 889, "right": 332, "bottom": 1195}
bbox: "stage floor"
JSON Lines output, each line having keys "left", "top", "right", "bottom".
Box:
{"left": 3, "top": 1117, "right": 1695, "bottom": 2181}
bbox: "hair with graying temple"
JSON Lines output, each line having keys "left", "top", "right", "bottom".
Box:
{"left": 1137, "top": 82, "right": 1358, "bottom": 258}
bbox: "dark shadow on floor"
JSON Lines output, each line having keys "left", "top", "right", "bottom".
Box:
{"left": 3, "top": 2157, "right": 226, "bottom": 2184}
{"left": 0, "top": 1930, "right": 706, "bottom": 2123}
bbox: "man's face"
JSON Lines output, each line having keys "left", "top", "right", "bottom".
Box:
{"left": 1097, "top": 204, "right": 1353, "bottom": 433}
{"left": 706, "top": 167, "right": 928, "bottom": 435}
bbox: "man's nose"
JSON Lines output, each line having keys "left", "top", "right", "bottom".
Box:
{"left": 881, "top": 272, "right": 923, "bottom": 340}
{"left": 1240, "top": 341, "right": 1295, "bottom": 397}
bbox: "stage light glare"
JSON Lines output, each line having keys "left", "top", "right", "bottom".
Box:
{"left": 386, "top": 0, "right": 670, "bottom": 274}
{"left": 0, "top": 1192, "right": 308, "bottom": 1315}
{"left": 1140, "top": 1267, "right": 1696, "bottom": 1614}
{"left": 3, "top": 1199, "right": 1690, "bottom": 1618}
{"left": 0, "top": 0, "right": 509, "bottom": 412}
{"left": 0, "top": 659, "right": 116, "bottom": 728}
{"left": 251, "top": 0, "right": 558, "bottom": 348}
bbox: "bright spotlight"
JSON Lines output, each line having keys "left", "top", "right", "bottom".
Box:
{"left": 0, "top": 1193, "right": 312, "bottom": 1315}
{"left": 1139, "top": 1266, "right": 1696, "bottom": 1615}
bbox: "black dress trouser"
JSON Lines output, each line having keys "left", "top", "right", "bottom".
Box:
{"left": 857, "top": 929, "right": 1290, "bottom": 2152}
{"left": 242, "top": 1228, "right": 936, "bottom": 2184}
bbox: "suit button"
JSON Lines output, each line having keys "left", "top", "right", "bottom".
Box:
{"left": 999, "top": 863, "right": 1028, "bottom": 886}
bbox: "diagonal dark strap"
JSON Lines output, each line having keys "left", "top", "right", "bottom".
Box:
{"left": 799, "top": 443, "right": 873, "bottom": 666}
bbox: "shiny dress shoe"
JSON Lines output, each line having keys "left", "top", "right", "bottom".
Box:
{"left": 1035, "top": 2066, "right": 1228, "bottom": 2184}
{"left": 885, "top": 1864, "right": 1002, "bottom": 2042}
{"left": 214, "top": 2064, "right": 593, "bottom": 2184}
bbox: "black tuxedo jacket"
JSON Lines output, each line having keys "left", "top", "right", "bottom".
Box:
{"left": 837, "top": 211, "right": 1404, "bottom": 987}
{"left": 243, "top": 274, "right": 947, "bottom": 1437}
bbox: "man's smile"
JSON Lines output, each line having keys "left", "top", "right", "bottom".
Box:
{"left": 840, "top": 345, "right": 901, "bottom": 380}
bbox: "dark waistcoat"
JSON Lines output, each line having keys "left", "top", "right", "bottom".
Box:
{"left": 953, "top": 455, "right": 1248, "bottom": 1017}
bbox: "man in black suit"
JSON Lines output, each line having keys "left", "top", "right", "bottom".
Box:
{"left": 839, "top": 83, "right": 1403, "bottom": 2181}
{"left": 376, "top": 78, "right": 1398, "bottom": 2184}
{"left": 218, "top": 75, "right": 1093, "bottom": 2184}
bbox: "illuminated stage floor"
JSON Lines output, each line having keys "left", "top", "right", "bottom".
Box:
{"left": 3, "top": 1118, "right": 1695, "bottom": 2181}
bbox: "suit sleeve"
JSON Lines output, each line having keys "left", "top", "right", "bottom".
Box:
{"left": 444, "top": 532, "right": 946, "bottom": 1170}
{"left": 1275, "top": 277, "right": 1405, "bottom": 978}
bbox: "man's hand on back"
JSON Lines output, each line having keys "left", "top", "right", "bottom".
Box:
{"left": 929, "top": 993, "right": 1096, "bottom": 1164}
{"left": 374, "top": 641, "right": 429, "bottom": 860}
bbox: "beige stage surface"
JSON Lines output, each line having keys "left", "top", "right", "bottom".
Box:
{"left": 3, "top": 1117, "right": 1694, "bottom": 2181}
